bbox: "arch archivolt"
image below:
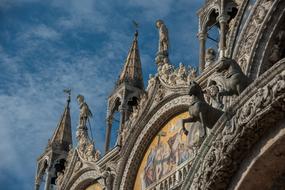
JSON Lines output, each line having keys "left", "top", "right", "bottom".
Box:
{"left": 233, "top": 0, "right": 283, "bottom": 79}
{"left": 228, "top": 119, "right": 285, "bottom": 190}
{"left": 115, "top": 95, "right": 192, "bottom": 190}
{"left": 68, "top": 169, "right": 103, "bottom": 190}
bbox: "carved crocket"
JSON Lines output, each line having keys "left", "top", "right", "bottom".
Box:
{"left": 181, "top": 81, "right": 224, "bottom": 138}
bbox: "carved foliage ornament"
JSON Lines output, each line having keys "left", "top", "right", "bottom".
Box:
{"left": 234, "top": 0, "right": 274, "bottom": 72}
{"left": 158, "top": 61, "right": 197, "bottom": 87}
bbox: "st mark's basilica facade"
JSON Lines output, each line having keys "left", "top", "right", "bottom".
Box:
{"left": 35, "top": 0, "right": 285, "bottom": 189}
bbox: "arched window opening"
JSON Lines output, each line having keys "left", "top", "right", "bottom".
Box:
{"left": 206, "top": 10, "right": 220, "bottom": 51}
{"left": 51, "top": 159, "right": 66, "bottom": 186}
{"left": 128, "top": 96, "right": 138, "bottom": 112}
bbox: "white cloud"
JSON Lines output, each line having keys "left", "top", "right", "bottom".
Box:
{"left": 19, "top": 24, "right": 60, "bottom": 41}
{"left": 0, "top": 0, "right": 203, "bottom": 188}
{"left": 51, "top": 0, "right": 108, "bottom": 32}
{"left": 127, "top": 0, "right": 174, "bottom": 20}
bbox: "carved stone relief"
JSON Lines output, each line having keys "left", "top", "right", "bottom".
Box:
{"left": 158, "top": 62, "right": 197, "bottom": 87}
{"left": 182, "top": 63, "right": 285, "bottom": 190}
{"left": 234, "top": 0, "right": 274, "bottom": 73}
{"left": 116, "top": 95, "right": 198, "bottom": 190}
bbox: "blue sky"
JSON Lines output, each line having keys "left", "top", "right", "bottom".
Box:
{"left": 0, "top": 0, "right": 203, "bottom": 189}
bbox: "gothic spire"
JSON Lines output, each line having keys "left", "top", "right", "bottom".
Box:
{"left": 35, "top": 90, "right": 72, "bottom": 190}
{"left": 49, "top": 90, "right": 72, "bottom": 151}
{"left": 118, "top": 30, "right": 144, "bottom": 89}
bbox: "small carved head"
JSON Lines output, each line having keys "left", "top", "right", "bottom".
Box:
{"left": 156, "top": 19, "right": 164, "bottom": 28}
{"left": 77, "top": 94, "right": 84, "bottom": 104}
{"left": 205, "top": 48, "right": 216, "bottom": 60}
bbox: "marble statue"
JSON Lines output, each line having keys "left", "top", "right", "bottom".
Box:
{"left": 102, "top": 167, "right": 116, "bottom": 190}
{"left": 187, "top": 66, "right": 197, "bottom": 82}
{"left": 75, "top": 94, "right": 100, "bottom": 162}
{"left": 156, "top": 19, "right": 169, "bottom": 55}
{"left": 205, "top": 48, "right": 217, "bottom": 68}
{"left": 77, "top": 94, "right": 93, "bottom": 128}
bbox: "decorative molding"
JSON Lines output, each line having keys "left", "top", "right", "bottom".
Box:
{"left": 114, "top": 95, "right": 193, "bottom": 190}
{"left": 233, "top": 0, "right": 277, "bottom": 74}
{"left": 70, "top": 169, "right": 103, "bottom": 190}
{"left": 181, "top": 61, "right": 285, "bottom": 189}
{"left": 249, "top": 0, "right": 285, "bottom": 79}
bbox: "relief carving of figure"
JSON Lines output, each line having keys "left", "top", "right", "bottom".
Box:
{"left": 176, "top": 63, "right": 187, "bottom": 85}
{"left": 254, "top": 0, "right": 273, "bottom": 25}
{"left": 86, "top": 143, "right": 95, "bottom": 161}
{"left": 205, "top": 84, "right": 223, "bottom": 110}
{"left": 187, "top": 66, "right": 197, "bottom": 82}
{"left": 215, "top": 58, "right": 249, "bottom": 98}
{"left": 139, "top": 93, "right": 148, "bottom": 109}
{"left": 181, "top": 81, "right": 224, "bottom": 138}
{"left": 159, "top": 62, "right": 172, "bottom": 82}
{"left": 102, "top": 167, "right": 116, "bottom": 190}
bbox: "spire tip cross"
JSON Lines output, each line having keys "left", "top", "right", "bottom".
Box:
{"left": 63, "top": 88, "right": 71, "bottom": 103}
{"left": 132, "top": 20, "right": 139, "bottom": 30}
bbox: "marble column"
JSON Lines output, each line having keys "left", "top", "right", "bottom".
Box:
{"left": 105, "top": 117, "right": 112, "bottom": 153}
{"left": 198, "top": 31, "right": 207, "bottom": 73}
{"left": 218, "top": 14, "right": 229, "bottom": 58}
{"left": 218, "top": 0, "right": 229, "bottom": 58}
{"left": 44, "top": 169, "right": 52, "bottom": 190}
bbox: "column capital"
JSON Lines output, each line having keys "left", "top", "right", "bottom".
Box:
{"left": 197, "top": 32, "right": 207, "bottom": 40}
{"left": 218, "top": 13, "right": 230, "bottom": 23}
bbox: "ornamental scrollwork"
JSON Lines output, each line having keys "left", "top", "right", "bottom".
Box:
{"left": 235, "top": 0, "right": 274, "bottom": 72}
{"left": 236, "top": 70, "right": 285, "bottom": 126}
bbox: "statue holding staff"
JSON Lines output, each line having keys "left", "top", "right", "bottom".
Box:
{"left": 77, "top": 94, "right": 93, "bottom": 128}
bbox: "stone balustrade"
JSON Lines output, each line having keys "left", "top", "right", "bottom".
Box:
{"left": 147, "top": 160, "right": 192, "bottom": 190}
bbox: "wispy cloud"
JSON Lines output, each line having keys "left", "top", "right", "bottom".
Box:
{"left": 0, "top": 0, "right": 203, "bottom": 189}
{"left": 22, "top": 24, "right": 60, "bottom": 40}
{"left": 127, "top": 0, "right": 174, "bottom": 20}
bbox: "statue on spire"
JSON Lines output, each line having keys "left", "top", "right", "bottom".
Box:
{"left": 76, "top": 94, "right": 100, "bottom": 162}
{"left": 156, "top": 19, "right": 169, "bottom": 56}
{"left": 77, "top": 94, "right": 93, "bottom": 128}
